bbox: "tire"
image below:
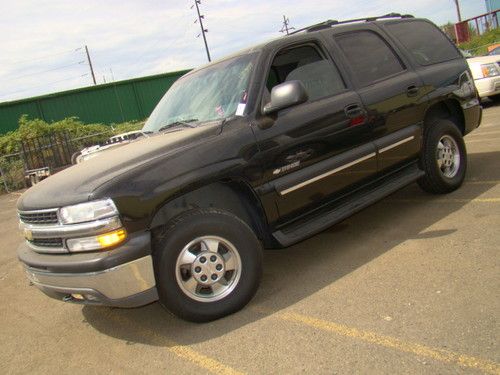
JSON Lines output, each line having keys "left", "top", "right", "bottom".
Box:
{"left": 153, "top": 208, "right": 263, "bottom": 322}
{"left": 418, "top": 119, "right": 467, "bottom": 194}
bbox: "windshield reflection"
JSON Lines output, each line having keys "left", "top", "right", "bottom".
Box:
{"left": 143, "top": 53, "right": 257, "bottom": 133}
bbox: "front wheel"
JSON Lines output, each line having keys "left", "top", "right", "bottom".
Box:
{"left": 153, "top": 209, "right": 263, "bottom": 322}
{"left": 418, "top": 119, "right": 467, "bottom": 194}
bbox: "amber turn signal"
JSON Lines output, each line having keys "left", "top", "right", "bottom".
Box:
{"left": 96, "top": 229, "right": 127, "bottom": 248}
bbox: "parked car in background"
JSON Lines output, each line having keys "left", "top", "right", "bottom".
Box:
{"left": 72, "top": 130, "right": 148, "bottom": 164}
{"left": 489, "top": 46, "right": 500, "bottom": 56}
{"left": 466, "top": 55, "right": 500, "bottom": 101}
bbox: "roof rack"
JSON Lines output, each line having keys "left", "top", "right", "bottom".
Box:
{"left": 288, "top": 13, "right": 414, "bottom": 35}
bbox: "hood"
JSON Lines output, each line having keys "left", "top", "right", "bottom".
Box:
{"left": 17, "top": 124, "right": 221, "bottom": 211}
{"left": 467, "top": 55, "right": 500, "bottom": 64}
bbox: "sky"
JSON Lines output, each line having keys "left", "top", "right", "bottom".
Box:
{"left": 0, "top": 0, "right": 487, "bottom": 103}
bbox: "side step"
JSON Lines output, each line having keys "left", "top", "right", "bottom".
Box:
{"left": 272, "top": 163, "right": 425, "bottom": 247}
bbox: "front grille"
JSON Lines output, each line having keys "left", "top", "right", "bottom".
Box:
{"left": 19, "top": 210, "right": 59, "bottom": 224}
{"left": 29, "top": 238, "right": 64, "bottom": 248}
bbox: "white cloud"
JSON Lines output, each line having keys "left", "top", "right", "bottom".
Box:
{"left": 0, "top": 0, "right": 486, "bottom": 102}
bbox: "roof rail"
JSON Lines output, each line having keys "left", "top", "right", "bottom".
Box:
{"left": 288, "top": 13, "right": 414, "bottom": 35}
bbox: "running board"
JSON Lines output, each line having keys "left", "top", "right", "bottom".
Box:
{"left": 272, "top": 163, "right": 425, "bottom": 247}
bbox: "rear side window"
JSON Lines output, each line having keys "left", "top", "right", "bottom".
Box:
{"left": 386, "top": 21, "right": 461, "bottom": 65}
{"left": 335, "top": 31, "right": 404, "bottom": 87}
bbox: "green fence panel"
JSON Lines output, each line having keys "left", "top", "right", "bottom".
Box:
{"left": 0, "top": 101, "right": 41, "bottom": 133}
{"left": 134, "top": 73, "right": 184, "bottom": 115}
{"left": 0, "top": 69, "right": 190, "bottom": 134}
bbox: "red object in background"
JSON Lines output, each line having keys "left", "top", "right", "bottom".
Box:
{"left": 454, "top": 9, "right": 500, "bottom": 44}
{"left": 454, "top": 22, "right": 470, "bottom": 44}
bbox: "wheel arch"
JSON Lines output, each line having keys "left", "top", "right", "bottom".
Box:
{"left": 149, "top": 180, "right": 274, "bottom": 247}
{"left": 424, "top": 99, "right": 465, "bottom": 134}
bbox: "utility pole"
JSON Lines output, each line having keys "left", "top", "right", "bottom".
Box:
{"left": 280, "top": 15, "right": 294, "bottom": 35}
{"left": 84, "top": 45, "right": 97, "bottom": 85}
{"left": 453, "top": 0, "right": 462, "bottom": 22}
{"left": 193, "top": 0, "right": 211, "bottom": 62}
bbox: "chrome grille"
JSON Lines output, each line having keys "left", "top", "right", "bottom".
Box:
{"left": 29, "top": 238, "right": 64, "bottom": 248}
{"left": 19, "top": 210, "right": 59, "bottom": 224}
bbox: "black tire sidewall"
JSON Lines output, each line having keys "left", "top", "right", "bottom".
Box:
{"left": 421, "top": 119, "right": 467, "bottom": 192}
{"left": 154, "top": 210, "right": 262, "bottom": 322}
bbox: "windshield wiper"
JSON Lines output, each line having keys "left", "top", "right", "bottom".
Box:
{"left": 157, "top": 119, "right": 199, "bottom": 133}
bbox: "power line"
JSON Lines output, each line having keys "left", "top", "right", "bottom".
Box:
{"left": 0, "top": 74, "right": 89, "bottom": 100}
{"left": 117, "top": 24, "right": 192, "bottom": 79}
{"left": 0, "top": 47, "right": 83, "bottom": 65}
{"left": 280, "top": 15, "right": 295, "bottom": 35}
{"left": 1, "top": 61, "right": 86, "bottom": 82}
{"left": 191, "top": 0, "right": 211, "bottom": 62}
{"left": 108, "top": 5, "right": 194, "bottom": 80}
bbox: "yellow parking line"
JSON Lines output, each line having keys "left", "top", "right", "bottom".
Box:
{"left": 274, "top": 311, "right": 500, "bottom": 374}
{"left": 466, "top": 180, "right": 500, "bottom": 185}
{"left": 467, "top": 129, "right": 500, "bottom": 137}
{"left": 388, "top": 198, "right": 500, "bottom": 203}
{"left": 105, "top": 312, "right": 244, "bottom": 375}
{"left": 168, "top": 345, "right": 244, "bottom": 375}
{"left": 466, "top": 138, "right": 499, "bottom": 144}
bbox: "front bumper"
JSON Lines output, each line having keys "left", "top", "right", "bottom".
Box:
{"left": 475, "top": 76, "right": 500, "bottom": 98}
{"left": 18, "top": 231, "right": 158, "bottom": 307}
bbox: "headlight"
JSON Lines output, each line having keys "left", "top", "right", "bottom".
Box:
{"left": 481, "top": 63, "right": 500, "bottom": 78}
{"left": 59, "top": 199, "right": 118, "bottom": 224}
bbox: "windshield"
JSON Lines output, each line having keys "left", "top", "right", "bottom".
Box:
{"left": 143, "top": 53, "right": 257, "bottom": 133}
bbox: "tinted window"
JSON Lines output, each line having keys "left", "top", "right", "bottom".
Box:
{"left": 335, "top": 31, "right": 404, "bottom": 86}
{"left": 265, "top": 45, "right": 345, "bottom": 102}
{"left": 386, "top": 21, "right": 460, "bottom": 65}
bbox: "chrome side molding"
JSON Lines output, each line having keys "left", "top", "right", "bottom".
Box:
{"left": 280, "top": 153, "right": 376, "bottom": 196}
{"left": 379, "top": 136, "right": 415, "bottom": 154}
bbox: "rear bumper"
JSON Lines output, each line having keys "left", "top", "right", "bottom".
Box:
{"left": 18, "top": 231, "right": 158, "bottom": 307}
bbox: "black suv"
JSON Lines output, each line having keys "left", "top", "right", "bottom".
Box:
{"left": 17, "top": 14, "right": 481, "bottom": 322}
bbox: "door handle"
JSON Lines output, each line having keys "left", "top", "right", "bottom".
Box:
{"left": 407, "top": 85, "right": 419, "bottom": 97}
{"left": 344, "top": 104, "right": 364, "bottom": 118}
{"left": 344, "top": 104, "right": 367, "bottom": 126}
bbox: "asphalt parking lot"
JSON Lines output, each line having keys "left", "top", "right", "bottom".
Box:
{"left": 1, "top": 103, "right": 499, "bottom": 375}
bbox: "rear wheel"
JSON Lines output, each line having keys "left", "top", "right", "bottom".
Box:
{"left": 153, "top": 209, "right": 263, "bottom": 322}
{"left": 418, "top": 119, "right": 467, "bottom": 194}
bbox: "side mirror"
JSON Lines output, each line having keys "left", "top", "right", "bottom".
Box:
{"left": 262, "top": 80, "right": 308, "bottom": 115}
